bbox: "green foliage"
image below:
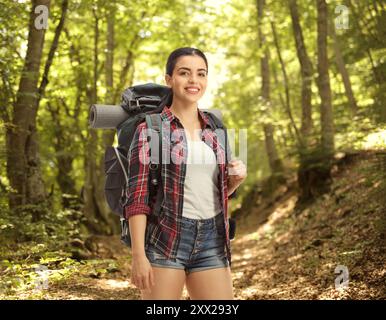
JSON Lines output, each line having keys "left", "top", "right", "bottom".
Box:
{"left": 0, "top": 202, "right": 86, "bottom": 246}
{"left": 1, "top": 0, "right": 386, "bottom": 299}
{"left": 0, "top": 253, "right": 119, "bottom": 299}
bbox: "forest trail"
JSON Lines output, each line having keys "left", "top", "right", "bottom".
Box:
{"left": 2, "top": 0, "right": 386, "bottom": 302}
{"left": 2, "top": 151, "right": 385, "bottom": 300}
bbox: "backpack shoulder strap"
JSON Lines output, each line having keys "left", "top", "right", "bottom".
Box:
{"left": 203, "top": 111, "right": 230, "bottom": 165}
{"left": 145, "top": 114, "right": 163, "bottom": 217}
{"left": 204, "top": 111, "right": 238, "bottom": 200}
{"left": 203, "top": 111, "right": 224, "bottom": 129}
{"left": 145, "top": 114, "right": 162, "bottom": 166}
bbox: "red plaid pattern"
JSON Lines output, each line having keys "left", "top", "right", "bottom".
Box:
{"left": 124, "top": 106, "right": 234, "bottom": 267}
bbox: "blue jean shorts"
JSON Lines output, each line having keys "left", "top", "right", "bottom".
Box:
{"left": 145, "top": 212, "right": 229, "bottom": 275}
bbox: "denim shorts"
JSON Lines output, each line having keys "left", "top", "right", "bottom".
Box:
{"left": 145, "top": 212, "right": 229, "bottom": 275}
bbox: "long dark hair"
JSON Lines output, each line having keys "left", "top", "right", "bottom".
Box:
{"left": 153, "top": 47, "right": 208, "bottom": 113}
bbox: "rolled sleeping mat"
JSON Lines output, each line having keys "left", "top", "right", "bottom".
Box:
{"left": 88, "top": 104, "right": 128, "bottom": 129}
{"left": 88, "top": 104, "right": 223, "bottom": 129}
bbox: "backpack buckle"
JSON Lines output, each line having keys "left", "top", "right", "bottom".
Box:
{"left": 149, "top": 163, "right": 158, "bottom": 170}
{"left": 129, "top": 99, "right": 141, "bottom": 112}
{"left": 149, "top": 162, "right": 159, "bottom": 187}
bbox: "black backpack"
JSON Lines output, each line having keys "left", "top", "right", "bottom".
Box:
{"left": 103, "top": 83, "right": 235, "bottom": 248}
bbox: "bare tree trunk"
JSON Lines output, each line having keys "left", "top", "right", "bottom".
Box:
{"left": 289, "top": 0, "right": 318, "bottom": 205}
{"left": 271, "top": 61, "right": 298, "bottom": 146}
{"left": 7, "top": 0, "right": 51, "bottom": 217}
{"left": 257, "top": 0, "right": 283, "bottom": 175}
{"left": 7, "top": 0, "right": 68, "bottom": 220}
{"left": 102, "top": 5, "right": 117, "bottom": 150}
{"left": 46, "top": 100, "right": 77, "bottom": 203}
{"left": 296, "top": 0, "right": 335, "bottom": 205}
{"left": 330, "top": 20, "right": 358, "bottom": 115}
{"left": 98, "top": 5, "right": 120, "bottom": 234}
{"left": 295, "top": 0, "right": 336, "bottom": 208}
{"left": 270, "top": 19, "right": 302, "bottom": 147}
{"left": 316, "top": 0, "right": 335, "bottom": 157}
{"left": 82, "top": 6, "right": 127, "bottom": 234}
{"left": 38, "top": 0, "right": 68, "bottom": 102}
{"left": 112, "top": 49, "right": 135, "bottom": 104}
{"left": 288, "top": 0, "right": 314, "bottom": 139}
{"left": 82, "top": 8, "right": 111, "bottom": 234}
{"left": 45, "top": 28, "right": 89, "bottom": 211}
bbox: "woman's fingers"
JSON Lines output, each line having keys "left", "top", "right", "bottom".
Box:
{"left": 139, "top": 269, "right": 154, "bottom": 291}
{"left": 228, "top": 159, "right": 241, "bottom": 167}
{"left": 135, "top": 275, "right": 143, "bottom": 289}
{"left": 132, "top": 270, "right": 144, "bottom": 289}
{"left": 142, "top": 274, "right": 150, "bottom": 291}
{"left": 134, "top": 271, "right": 154, "bottom": 291}
{"left": 131, "top": 256, "right": 155, "bottom": 291}
{"left": 228, "top": 160, "right": 246, "bottom": 177}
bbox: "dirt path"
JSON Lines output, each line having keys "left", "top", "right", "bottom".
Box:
{"left": 8, "top": 152, "right": 385, "bottom": 300}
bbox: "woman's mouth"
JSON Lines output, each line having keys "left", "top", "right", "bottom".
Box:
{"left": 185, "top": 87, "right": 200, "bottom": 95}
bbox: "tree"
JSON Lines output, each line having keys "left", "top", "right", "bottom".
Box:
{"left": 288, "top": 0, "right": 320, "bottom": 204}
{"left": 7, "top": 0, "right": 51, "bottom": 215}
{"left": 288, "top": 0, "right": 314, "bottom": 139}
{"left": 316, "top": 0, "right": 334, "bottom": 157}
{"left": 6, "top": 0, "right": 68, "bottom": 221}
{"left": 330, "top": 17, "right": 358, "bottom": 115}
{"left": 256, "top": 0, "right": 284, "bottom": 176}
{"left": 270, "top": 18, "right": 301, "bottom": 147}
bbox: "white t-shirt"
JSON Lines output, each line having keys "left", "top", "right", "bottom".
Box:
{"left": 182, "top": 139, "right": 222, "bottom": 219}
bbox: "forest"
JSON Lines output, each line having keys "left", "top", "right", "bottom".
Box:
{"left": 0, "top": 0, "right": 385, "bottom": 299}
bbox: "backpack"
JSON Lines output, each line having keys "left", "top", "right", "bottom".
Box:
{"left": 102, "top": 83, "right": 235, "bottom": 248}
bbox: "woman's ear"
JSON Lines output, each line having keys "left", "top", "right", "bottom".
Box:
{"left": 165, "top": 74, "right": 172, "bottom": 88}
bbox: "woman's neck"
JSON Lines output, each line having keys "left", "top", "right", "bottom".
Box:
{"left": 168, "top": 100, "right": 199, "bottom": 123}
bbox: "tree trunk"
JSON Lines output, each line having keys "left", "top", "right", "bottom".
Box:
{"left": 82, "top": 8, "right": 109, "bottom": 234}
{"left": 7, "top": 0, "right": 51, "bottom": 218}
{"left": 316, "top": 0, "right": 335, "bottom": 157}
{"left": 46, "top": 100, "right": 78, "bottom": 207}
{"left": 288, "top": 0, "right": 314, "bottom": 139}
{"left": 289, "top": 0, "right": 319, "bottom": 205}
{"left": 257, "top": 0, "right": 283, "bottom": 175}
{"left": 82, "top": 6, "right": 123, "bottom": 235}
{"left": 99, "top": 6, "right": 120, "bottom": 234}
{"left": 295, "top": 0, "right": 336, "bottom": 208}
{"left": 295, "top": 0, "right": 336, "bottom": 207}
{"left": 330, "top": 20, "right": 358, "bottom": 115}
{"left": 270, "top": 20, "right": 301, "bottom": 147}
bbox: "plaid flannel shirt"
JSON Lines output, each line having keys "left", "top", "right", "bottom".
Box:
{"left": 124, "top": 106, "right": 236, "bottom": 267}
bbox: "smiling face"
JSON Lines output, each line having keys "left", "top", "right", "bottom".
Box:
{"left": 165, "top": 54, "right": 208, "bottom": 105}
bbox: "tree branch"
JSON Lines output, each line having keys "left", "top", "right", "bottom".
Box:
{"left": 38, "top": 0, "right": 69, "bottom": 102}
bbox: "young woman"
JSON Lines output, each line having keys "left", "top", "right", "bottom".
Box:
{"left": 126, "top": 47, "right": 247, "bottom": 300}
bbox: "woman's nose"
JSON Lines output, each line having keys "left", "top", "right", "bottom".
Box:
{"left": 188, "top": 74, "right": 199, "bottom": 83}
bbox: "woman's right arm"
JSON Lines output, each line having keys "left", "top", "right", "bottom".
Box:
{"left": 129, "top": 214, "right": 147, "bottom": 257}
{"left": 129, "top": 214, "right": 154, "bottom": 292}
{"left": 125, "top": 122, "right": 155, "bottom": 292}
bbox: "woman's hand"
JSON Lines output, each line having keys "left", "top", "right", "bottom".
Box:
{"left": 227, "top": 159, "right": 247, "bottom": 194}
{"left": 131, "top": 253, "right": 155, "bottom": 292}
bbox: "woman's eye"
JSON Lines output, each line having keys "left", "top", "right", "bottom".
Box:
{"left": 180, "top": 72, "right": 206, "bottom": 77}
